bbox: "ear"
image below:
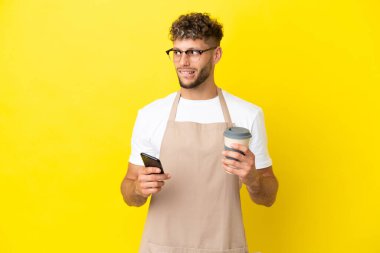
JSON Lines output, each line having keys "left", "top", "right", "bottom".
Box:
{"left": 213, "top": 47, "right": 222, "bottom": 64}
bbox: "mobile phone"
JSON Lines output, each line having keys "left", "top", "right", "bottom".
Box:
{"left": 140, "top": 153, "right": 164, "bottom": 174}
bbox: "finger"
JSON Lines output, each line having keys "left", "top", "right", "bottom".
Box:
{"left": 222, "top": 150, "right": 246, "bottom": 162}
{"left": 222, "top": 156, "right": 240, "bottom": 167}
{"left": 141, "top": 187, "right": 162, "bottom": 196}
{"left": 223, "top": 163, "right": 251, "bottom": 178}
{"left": 222, "top": 157, "right": 251, "bottom": 171}
{"left": 243, "top": 148, "right": 255, "bottom": 160}
{"left": 222, "top": 164, "right": 244, "bottom": 177}
{"left": 223, "top": 152, "right": 255, "bottom": 169}
{"left": 229, "top": 144, "right": 256, "bottom": 162}
{"left": 163, "top": 173, "right": 171, "bottom": 180}
{"left": 223, "top": 147, "right": 255, "bottom": 163}
{"left": 141, "top": 181, "right": 165, "bottom": 189}
{"left": 134, "top": 182, "right": 151, "bottom": 198}
{"left": 142, "top": 167, "right": 162, "bottom": 175}
{"left": 230, "top": 143, "right": 250, "bottom": 154}
{"left": 140, "top": 173, "right": 171, "bottom": 182}
{"left": 150, "top": 187, "right": 163, "bottom": 194}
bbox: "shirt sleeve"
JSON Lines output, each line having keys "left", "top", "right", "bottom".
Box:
{"left": 129, "top": 110, "right": 155, "bottom": 166}
{"left": 249, "top": 108, "right": 273, "bottom": 169}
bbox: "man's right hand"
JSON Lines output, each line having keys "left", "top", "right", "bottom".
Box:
{"left": 135, "top": 167, "right": 171, "bottom": 198}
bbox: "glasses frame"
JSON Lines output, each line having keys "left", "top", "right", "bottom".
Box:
{"left": 165, "top": 47, "right": 217, "bottom": 62}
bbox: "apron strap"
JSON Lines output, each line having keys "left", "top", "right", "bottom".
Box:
{"left": 168, "top": 87, "right": 233, "bottom": 127}
{"left": 217, "top": 88, "right": 233, "bottom": 127}
{"left": 168, "top": 91, "right": 181, "bottom": 122}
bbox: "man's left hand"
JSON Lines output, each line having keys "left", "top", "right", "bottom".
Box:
{"left": 221, "top": 143, "right": 260, "bottom": 192}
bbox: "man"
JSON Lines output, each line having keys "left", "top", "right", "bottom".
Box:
{"left": 121, "top": 13, "right": 278, "bottom": 253}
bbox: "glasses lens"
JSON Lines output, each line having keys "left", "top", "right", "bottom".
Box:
{"left": 166, "top": 50, "right": 204, "bottom": 62}
{"left": 187, "top": 51, "right": 201, "bottom": 62}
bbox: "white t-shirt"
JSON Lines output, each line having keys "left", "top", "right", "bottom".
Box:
{"left": 129, "top": 90, "right": 272, "bottom": 169}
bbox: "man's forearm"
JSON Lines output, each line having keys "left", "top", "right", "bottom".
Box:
{"left": 247, "top": 175, "right": 278, "bottom": 207}
{"left": 121, "top": 178, "right": 148, "bottom": 207}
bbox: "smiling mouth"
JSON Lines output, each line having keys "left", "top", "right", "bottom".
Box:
{"left": 178, "top": 69, "right": 196, "bottom": 76}
{"left": 178, "top": 70, "right": 195, "bottom": 75}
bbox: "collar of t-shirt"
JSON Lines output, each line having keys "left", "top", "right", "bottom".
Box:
{"left": 175, "top": 96, "right": 225, "bottom": 123}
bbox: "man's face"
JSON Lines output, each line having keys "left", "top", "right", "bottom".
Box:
{"left": 173, "top": 39, "right": 216, "bottom": 89}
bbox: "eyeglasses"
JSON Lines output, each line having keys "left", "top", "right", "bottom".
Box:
{"left": 165, "top": 47, "right": 217, "bottom": 62}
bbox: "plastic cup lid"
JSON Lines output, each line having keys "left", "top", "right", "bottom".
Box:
{"left": 224, "top": 127, "right": 252, "bottom": 139}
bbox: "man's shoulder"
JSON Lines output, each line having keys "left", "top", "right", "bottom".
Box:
{"left": 222, "top": 90, "right": 263, "bottom": 117}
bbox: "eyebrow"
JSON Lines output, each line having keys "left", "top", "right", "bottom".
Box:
{"left": 173, "top": 47, "right": 199, "bottom": 51}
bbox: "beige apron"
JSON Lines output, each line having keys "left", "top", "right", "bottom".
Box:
{"left": 139, "top": 88, "right": 248, "bottom": 253}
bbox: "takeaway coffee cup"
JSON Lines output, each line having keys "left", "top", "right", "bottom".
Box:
{"left": 224, "top": 127, "right": 252, "bottom": 163}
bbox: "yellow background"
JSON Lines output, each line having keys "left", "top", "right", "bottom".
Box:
{"left": 1, "top": 0, "right": 379, "bottom": 252}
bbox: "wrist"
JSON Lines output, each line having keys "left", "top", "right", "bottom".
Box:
{"left": 246, "top": 175, "right": 261, "bottom": 195}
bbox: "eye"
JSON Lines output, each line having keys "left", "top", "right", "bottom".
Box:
{"left": 173, "top": 50, "right": 182, "bottom": 55}
{"left": 187, "top": 50, "right": 201, "bottom": 56}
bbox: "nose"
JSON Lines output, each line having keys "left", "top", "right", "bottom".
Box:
{"left": 178, "top": 52, "right": 190, "bottom": 66}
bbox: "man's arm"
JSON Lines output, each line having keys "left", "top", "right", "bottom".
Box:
{"left": 245, "top": 166, "right": 278, "bottom": 207}
{"left": 120, "top": 162, "right": 171, "bottom": 207}
{"left": 222, "top": 144, "right": 278, "bottom": 207}
{"left": 120, "top": 163, "right": 148, "bottom": 207}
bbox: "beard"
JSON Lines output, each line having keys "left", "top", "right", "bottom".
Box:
{"left": 177, "top": 63, "right": 212, "bottom": 89}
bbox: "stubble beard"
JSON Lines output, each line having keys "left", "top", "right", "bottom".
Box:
{"left": 178, "top": 63, "right": 212, "bottom": 90}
